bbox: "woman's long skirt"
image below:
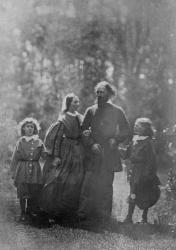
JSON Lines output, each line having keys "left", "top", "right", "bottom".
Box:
{"left": 40, "top": 138, "right": 84, "bottom": 217}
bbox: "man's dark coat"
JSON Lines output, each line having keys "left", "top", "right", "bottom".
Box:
{"left": 78, "top": 102, "right": 131, "bottom": 219}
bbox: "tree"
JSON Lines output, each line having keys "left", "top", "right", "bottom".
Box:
{"left": 5, "top": 0, "right": 176, "bottom": 130}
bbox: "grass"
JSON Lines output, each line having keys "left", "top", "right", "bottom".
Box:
{"left": 0, "top": 168, "right": 176, "bottom": 250}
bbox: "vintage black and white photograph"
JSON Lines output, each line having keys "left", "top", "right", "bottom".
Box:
{"left": 0, "top": 0, "right": 176, "bottom": 249}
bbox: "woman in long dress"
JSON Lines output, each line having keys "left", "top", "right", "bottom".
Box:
{"left": 40, "top": 93, "right": 85, "bottom": 221}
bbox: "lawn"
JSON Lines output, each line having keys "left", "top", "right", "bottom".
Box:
{"left": 0, "top": 170, "right": 176, "bottom": 250}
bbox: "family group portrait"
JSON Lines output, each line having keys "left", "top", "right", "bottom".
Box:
{"left": 0, "top": 0, "right": 176, "bottom": 249}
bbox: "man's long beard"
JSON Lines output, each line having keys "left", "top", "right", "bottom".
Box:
{"left": 97, "top": 96, "right": 109, "bottom": 107}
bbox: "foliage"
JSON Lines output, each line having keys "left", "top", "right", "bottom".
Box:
{"left": 0, "top": 109, "right": 17, "bottom": 161}
{"left": 0, "top": 0, "right": 176, "bottom": 184}
{"left": 151, "top": 124, "right": 176, "bottom": 226}
{"left": 164, "top": 125, "right": 176, "bottom": 199}
{"left": 2, "top": 0, "right": 174, "bottom": 129}
{"left": 165, "top": 169, "right": 176, "bottom": 200}
{"left": 0, "top": 106, "right": 17, "bottom": 191}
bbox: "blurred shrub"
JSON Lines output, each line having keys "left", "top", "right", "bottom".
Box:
{"left": 155, "top": 125, "right": 176, "bottom": 170}
{"left": 0, "top": 110, "right": 17, "bottom": 159}
{"left": 153, "top": 187, "right": 176, "bottom": 225}
{"left": 0, "top": 108, "right": 17, "bottom": 192}
{"left": 151, "top": 125, "right": 176, "bottom": 225}
{"left": 155, "top": 131, "right": 176, "bottom": 225}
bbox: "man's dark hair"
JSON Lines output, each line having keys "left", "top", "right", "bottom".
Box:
{"left": 95, "top": 81, "right": 117, "bottom": 98}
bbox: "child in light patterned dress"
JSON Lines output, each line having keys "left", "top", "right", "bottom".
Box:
{"left": 11, "top": 117, "right": 46, "bottom": 222}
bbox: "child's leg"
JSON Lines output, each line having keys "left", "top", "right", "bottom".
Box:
{"left": 141, "top": 208, "right": 148, "bottom": 223}
{"left": 17, "top": 184, "right": 26, "bottom": 218}
{"left": 124, "top": 195, "right": 136, "bottom": 223}
{"left": 125, "top": 201, "right": 135, "bottom": 222}
{"left": 124, "top": 182, "right": 136, "bottom": 223}
{"left": 19, "top": 198, "right": 27, "bottom": 221}
{"left": 20, "top": 198, "right": 25, "bottom": 214}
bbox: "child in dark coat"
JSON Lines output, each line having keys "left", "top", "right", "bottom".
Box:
{"left": 11, "top": 117, "right": 45, "bottom": 222}
{"left": 122, "top": 117, "right": 160, "bottom": 224}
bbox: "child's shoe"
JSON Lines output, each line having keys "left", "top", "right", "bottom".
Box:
{"left": 138, "top": 219, "right": 148, "bottom": 224}
{"left": 19, "top": 213, "right": 26, "bottom": 222}
{"left": 123, "top": 216, "right": 133, "bottom": 224}
{"left": 19, "top": 212, "right": 32, "bottom": 224}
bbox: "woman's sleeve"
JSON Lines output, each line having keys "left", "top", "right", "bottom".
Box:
{"left": 44, "top": 122, "right": 62, "bottom": 155}
{"left": 53, "top": 123, "right": 64, "bottom": 158}
{"left": 39, "top": 141, "right": 48, "bottom": 160}
{"left": 44, "top": 121, "right": 64, "bottom": 158}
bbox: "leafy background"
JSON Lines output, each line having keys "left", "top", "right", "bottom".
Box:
{"left": 0, "top": 0, "right": 176, "bottom": 230}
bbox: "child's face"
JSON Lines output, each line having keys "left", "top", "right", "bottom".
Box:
{"left": 23, "top": 123, "right": 35, "bottom": 136}
{"left": 134, "top": 123, "right": 145, "bottom": 135}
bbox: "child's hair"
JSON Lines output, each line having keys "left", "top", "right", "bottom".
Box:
{"left": 134, "top": 117, "right": 154, "bottom": 137}
{"left": 61, "top": 93, "right": 78, "bottom": 114}
{"left": 19, "top": 117, "right": 41, "bottom": 136}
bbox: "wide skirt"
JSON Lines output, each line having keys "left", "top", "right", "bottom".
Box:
{"left": 40, "top": 138, "right": 85, "bottom": 217}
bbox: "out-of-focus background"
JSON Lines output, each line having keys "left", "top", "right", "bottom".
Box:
{"left": 0, "top": 1, "right": 176, "bottom": 249}
{"left": 2, "top": 0, "right": 176, "bottom": 125}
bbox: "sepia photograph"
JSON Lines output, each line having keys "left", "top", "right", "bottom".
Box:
{"left": 0, "top": 0, "right": 176, "bottom": 249}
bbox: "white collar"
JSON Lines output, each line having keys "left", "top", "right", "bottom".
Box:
{"left": 132, "top": 135, "right": 148, "bottom": 145}
{"left": 107, "top": 100, "right": 112, "bottom": 104}
{"left": 22, "top": 135, "right": 39, "bottom": 142}
{"left": 66, "top": 111, "right": 78, "bottom": 116}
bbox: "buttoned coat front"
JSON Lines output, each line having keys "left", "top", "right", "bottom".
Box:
{"left": 82, "top": 102, "right": 131, "bottom": 172}
{"left": 11, "top": 137, "right": 43, "bottom": 185}
{"left": 78, "top": 102, "right": 131, "bottom": 219}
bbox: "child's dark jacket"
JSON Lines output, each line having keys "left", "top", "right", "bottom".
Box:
{"left": 127, "top": 136, "right": 160, "bottom": 185}
{"left": 123, "top": 136, "right": 161, "bottom": 209}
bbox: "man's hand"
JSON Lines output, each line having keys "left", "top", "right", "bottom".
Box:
{"left": 52, "top": 157, "right": 61, "bottom": 167}
{"left": 82, "top": 130, "right": 91, "bottom": 137}
{"left": 91, "top": 143, "right": 102, "bottom": 154}
{"left": 109, "top": 138, "right": 117, "bottom": 149}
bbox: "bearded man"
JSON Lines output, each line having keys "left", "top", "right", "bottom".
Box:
{"left": 78, "top": 81, "right": 131, "bottom": 223}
